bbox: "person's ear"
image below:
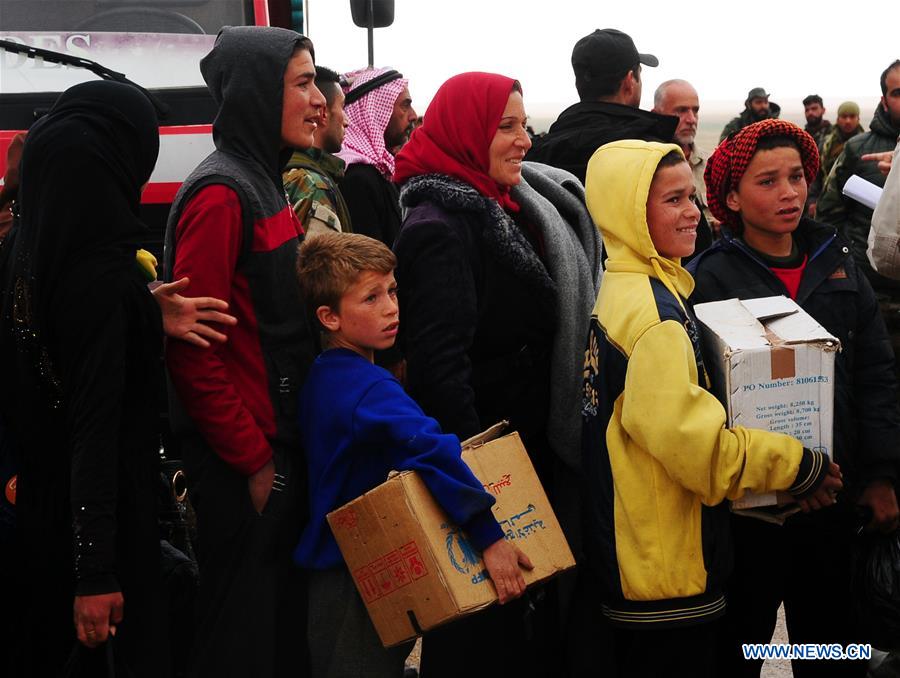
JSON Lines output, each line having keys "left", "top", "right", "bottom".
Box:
{"left": 725, "top": 189, "right": 741, "bottom": 213}
{"left": 317, "top": 105, "right": 329, "bottom": 128}
{"left": 882, "top": 95, "right": 888, "bottom": 113}
{"left": 316, "top": 304, "right": 340, "bottom": 332}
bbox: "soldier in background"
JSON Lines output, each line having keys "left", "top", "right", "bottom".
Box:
{"left": 283, "top": 66, "right": 352, "bottom": 237}
{"left": 821, "top": 101, "right": 865, "bottom": 177}
{"left": 808, "top": 101, "right": 865, "bottom": 217}
{"left": 819, "top": 60, "right": 900, "bottom": 379}
{"left": 802, "top": 95, "right": 832, "bottom": 215}
{"left": 802, "top": 94, "right": 832, "bottom": 147}
{"left": 720, "top": 87, "right": 780, "bottom": 141}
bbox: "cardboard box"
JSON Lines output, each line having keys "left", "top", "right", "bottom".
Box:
{"left": 326, "top": 423, "right": 576, "bottom": 647}
{"left": 693, "top": 297, "right": 839, "bottom": 515}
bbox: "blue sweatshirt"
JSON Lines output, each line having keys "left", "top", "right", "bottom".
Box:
{"left": 294, "top": 348, "right": 503, "bottom": 569}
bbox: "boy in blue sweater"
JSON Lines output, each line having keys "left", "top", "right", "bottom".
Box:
{"left": 294, "top": 231, "right": 532, "bottom": 678}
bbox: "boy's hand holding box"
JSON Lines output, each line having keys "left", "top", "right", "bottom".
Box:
{"left": 327, "top": 423, "right": 575, "bottom": 647}
{"left": 694, "top": 296, "right": 840, "bottom": 521}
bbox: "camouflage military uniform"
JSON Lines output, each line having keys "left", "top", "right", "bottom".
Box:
{"left": 818, "top": 107, "right": 900, "bottom": 382}
{"left": 283, "top": 148, "right": 353, "bottom": 236}
{"left": 804, "top": 119, "right": 832, "bottom": 149}
{"left": 819, "top": 123, "right": 865, "bottom": 178}
{"left": 804, "top": 120, "right": 833, "bottom": 207}
{"left": 719, "top": 101, "right": 782, "bottom": 142}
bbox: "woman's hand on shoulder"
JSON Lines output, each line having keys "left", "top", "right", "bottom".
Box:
{"left": 153, "top": 276, "right": 237, "bottom": 347}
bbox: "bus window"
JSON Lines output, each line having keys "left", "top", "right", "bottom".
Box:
{"left": 0, "top": 0, "right": 251, "bottom": 35}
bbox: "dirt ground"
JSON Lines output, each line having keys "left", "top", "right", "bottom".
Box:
{"left": 760, "top": 605, "right": 793, "bottom": 678}
{"left": 404, "top": 609, "right": 793, "bottom": 676}
{"left": 406, "top": 605, "right": 899, "bottom": 677}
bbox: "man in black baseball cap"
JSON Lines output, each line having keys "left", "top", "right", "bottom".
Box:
{"left": 527, "top": 28, "right": 676, "bottom": 184}
{"left": 571, "top": 28, "right": 659, "bottom": 104}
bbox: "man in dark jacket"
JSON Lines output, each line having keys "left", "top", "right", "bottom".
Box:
{"left": 808, "top": 101, "right": 864, "bottom": 218}
{"left": 803, "top": 94, "right": 832, "bottom": 147}
{"left": 819, "top": 60, "right": 900, "bottom": 377}
{"left": 337, "top": 67, "right": 416, "bottom": 247}
{"left": 526, "top": 28, "right": 677, "bottom": 184}
{"left": 719, "top": 87, "right": 781, "bottom": 141}
{"left": 818, "top": 60, "right": 900, "bottom": 293}
{"left": 164, "top": 27, "right": 323, "bottom": 678}
{"left": 820, "top": 101, "right": 865, "bottom": 177}
{"left": 802, "top": 94, "right": 830, "bottom": 214}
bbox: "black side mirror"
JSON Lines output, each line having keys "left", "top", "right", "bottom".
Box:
{"left": 349, "top": 0, "right": 394, "bottom": 28}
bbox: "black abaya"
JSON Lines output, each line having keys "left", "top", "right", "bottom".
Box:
{"left": 0, "top": 81, "right": 170, "bottom": 677}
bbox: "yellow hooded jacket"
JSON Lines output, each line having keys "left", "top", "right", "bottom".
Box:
{"left": 581, "top": 140, "right": 824, "bottom": 628}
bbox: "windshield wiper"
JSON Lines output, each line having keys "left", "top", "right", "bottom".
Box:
{"left": 0, "top": 38, "right": 170, "bottom": 118}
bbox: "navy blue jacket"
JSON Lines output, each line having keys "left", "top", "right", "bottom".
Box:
{"left": 689, "top": 219, "right": 900, "bottom": 491}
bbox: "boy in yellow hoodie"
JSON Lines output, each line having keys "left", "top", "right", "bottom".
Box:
{"left": 581, "top": 140, "right": 842, "bottom": 677}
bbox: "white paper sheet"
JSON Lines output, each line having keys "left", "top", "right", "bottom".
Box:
{"left": 843, "top": 174, "right": 884, "bottom": 210}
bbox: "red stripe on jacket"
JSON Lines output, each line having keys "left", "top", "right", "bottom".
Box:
{"left": 166, "top": 184, "right": 303, "bottom": 475}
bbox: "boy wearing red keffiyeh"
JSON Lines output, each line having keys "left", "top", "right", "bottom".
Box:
{"left": 690, "top": 119, "right": 900, "bottom": 677}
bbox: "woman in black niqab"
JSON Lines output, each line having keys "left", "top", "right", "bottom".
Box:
{"left": 0, "top": 81, "right": 170, "bottom": 677}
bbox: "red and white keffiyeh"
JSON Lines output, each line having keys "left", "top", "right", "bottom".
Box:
{"left": 337, "top": 67, "right": 408, "bottom": 179}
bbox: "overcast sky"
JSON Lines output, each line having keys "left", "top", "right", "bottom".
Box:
{"left": 306, "top": 0, "right": 894, "bottom": 123}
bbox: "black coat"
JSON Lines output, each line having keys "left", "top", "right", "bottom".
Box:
{"left": 394, "top": 174, "right": 558, "bottom": 472}
{"left": 339, "top": 162, "right": 402, "bottom": 247}
{"left": 3, "top": 274, "right": 169, "bottom": 677}
{"left": 816, "top": 106, "right": 900, "bottom": 292}
{"left": 0, "top": 81, "right": 170, "bottom": 676}
{"left": 689, "top": 219, "right": 900, "bottom": 492}
{"left": 526, "top": 101, "right": 677, "bottom": 184}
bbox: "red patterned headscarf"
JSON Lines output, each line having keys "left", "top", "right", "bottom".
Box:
{"left": 393, "top": 72, "right": 522, "bottom": 213}
{"left": 705, "top": 119, "right": 820, "bottom": 228}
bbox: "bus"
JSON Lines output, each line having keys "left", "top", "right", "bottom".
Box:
{"left": 0, "top": 0, "right": 308, "bottom": 256}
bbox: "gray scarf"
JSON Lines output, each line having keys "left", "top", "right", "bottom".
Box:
{"left": 513, "top": 162, "right": 602, "bottom": 471}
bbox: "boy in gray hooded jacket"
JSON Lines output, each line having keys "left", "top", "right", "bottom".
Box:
{"left": 164, "top": 26, "right": 324, "bottom": 677}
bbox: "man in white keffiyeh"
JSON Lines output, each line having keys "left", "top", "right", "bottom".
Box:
{"left": 337, "top": 67, "right": 417, "bottom": 247}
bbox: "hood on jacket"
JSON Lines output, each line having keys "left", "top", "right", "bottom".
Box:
{"left": 546, "top": 101, "right": 677, "bottom": 137}
{"left": 201, "top": 26, "right": 310, "bottom": 185}
{"left": 525, "top": 102, "right": 678, "bottom": 184}
{"left": 870, "top": 104, "right": 900, "bottom": 139}
{"left": 585, "top": 139, "right": 694, "bottom": 300}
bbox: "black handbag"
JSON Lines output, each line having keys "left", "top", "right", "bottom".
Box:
{"left": 851, "top": 529, "right": 900, "bottom": 652}
{"left": 59, "top": 636, "right": 135, "bottom": 678}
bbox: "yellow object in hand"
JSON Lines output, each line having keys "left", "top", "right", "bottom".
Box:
{"left": 135, "top": 249, "right": 158, "bottom": 282}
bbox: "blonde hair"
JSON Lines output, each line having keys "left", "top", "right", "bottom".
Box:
{"left": 297, "top": 231, "right": 396, "bottom": 313}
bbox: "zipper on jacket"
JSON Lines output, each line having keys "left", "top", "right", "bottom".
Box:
{"left": 725, "top": 237, "right": 792, "bottom": 297}
{"left": 724, "top": 228, "right": 838, "bottom": 300}
{"left": 807, "top": 231, "right": 837, "bottom": 265}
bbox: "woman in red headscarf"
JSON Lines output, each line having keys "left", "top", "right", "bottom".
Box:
{"left": 393, "top": 72, "right": 602, "bottom": 677}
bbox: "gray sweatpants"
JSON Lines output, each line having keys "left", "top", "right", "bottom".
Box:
{"left": 307, "top": 567, "right": 413, "bottom": 678}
